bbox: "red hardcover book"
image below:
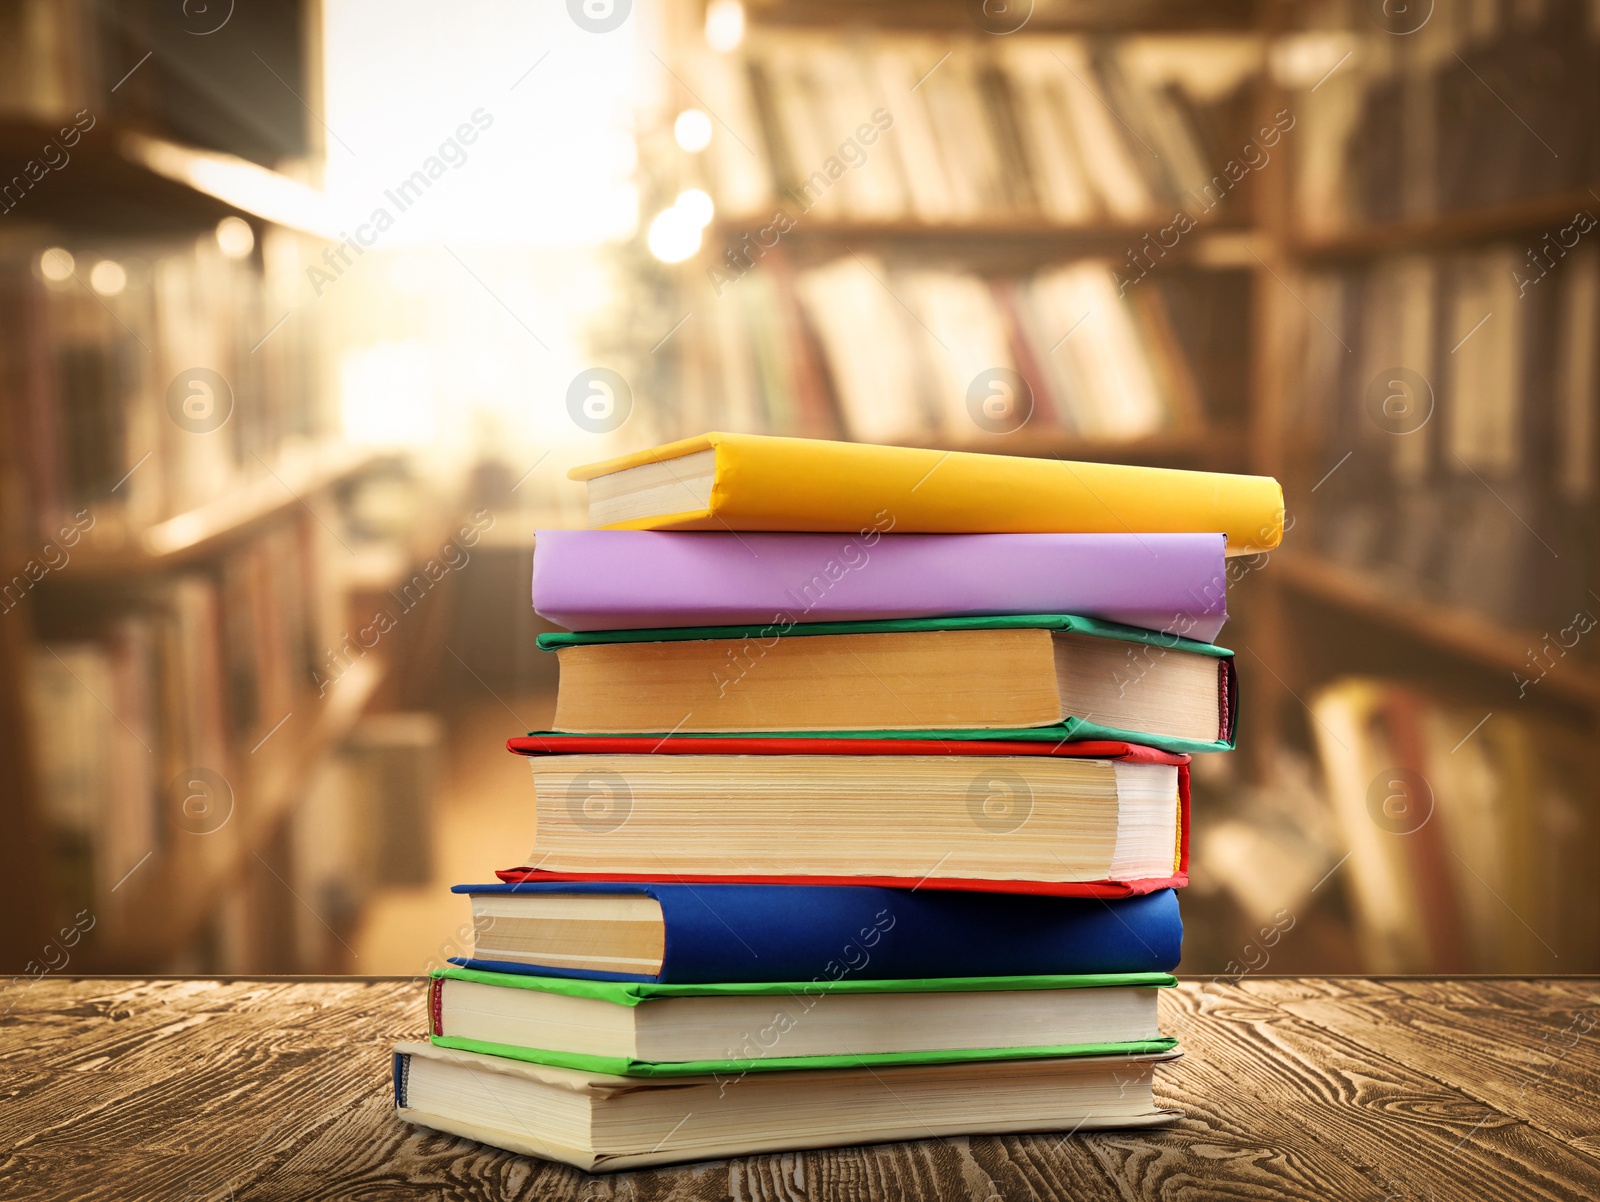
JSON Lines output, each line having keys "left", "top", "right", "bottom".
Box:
{"left": 500, "top": 736, "right": 1189, "bottom": 898}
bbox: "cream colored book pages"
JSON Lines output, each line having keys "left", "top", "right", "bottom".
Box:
{"left": 691, "top": 50, "right": 773, "bottom": 215}
{"left": 794, "top": 256, "right": 924, "bottom": 442}
{"left": 1050, "top": 39, "right": 1154, "bottom": 222}
{"left": 1309, "top": 681, "right": 1431, "bottom": 972}
{"left": 528, "top": 754, "right": 1179, "bottom": 881}
{"left": 1447, "top": 250, "right": 1521, "bottom": 477}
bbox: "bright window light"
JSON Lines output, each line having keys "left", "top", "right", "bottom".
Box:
{"left": 89, "top": 260, "right": 127, "bottom": 296}
{"left": 675, "top": 188, "right": 715, "bottom": 229}
{"left": 704, "top": 0, "right": 745, "bottom": 52}
{"left": 340, "top": 340, "right": 437, "bottom": 446}
{"left": 674, "top": 109, "right": 713, "bottom": 152}
{"left": 647, "top": 207, "right": 702, "bottom": 263}
{"left": 215, "top": 216, "right": 256, "bottom": 259}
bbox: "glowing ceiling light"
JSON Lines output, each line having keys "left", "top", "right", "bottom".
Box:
{"left": 647, "top": 206, "right": 702, "bottom": 263}
{"left": 215, "top": 216, "right": 255, "bottom": 259}
{"left": 704, "top": 0, "right": 745, "bottom": 52}
{"left": 674, "top": 108, "right": 713, "bottom": 152}
{"left": 674, "top": 188, "right": 714, "bottom": 229}
{"left": 89, "top": 260, "right": 127, "bottom": 296}
{"left": 39, "top": 248, "right": 74, "bottom": 282}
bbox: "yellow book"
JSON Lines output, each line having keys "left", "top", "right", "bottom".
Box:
{"left": 570, "top": 433, "right": 1283, "bottom": 556}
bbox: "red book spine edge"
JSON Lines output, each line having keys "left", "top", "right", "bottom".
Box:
{"left": 429, "top": 975, "right": 445, "bottom": 1037}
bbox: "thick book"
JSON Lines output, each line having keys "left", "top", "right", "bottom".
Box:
{"left": 502, "top": 736, "right": 1190, "bottom": 896}
{"left": 393, "top": 1040, "right": 1181, "bottom": 1171}
{"left": 427, "top": 966, "right": 1177, "bottom": 1075}
{"left": 531, "top": 530, "right": 1229, "bottom": 640}
{"left": 540, "top": 614, "right": 1237, "bottom": 754}
{"left": 569, "top": 431, "right": 1283, "bottom": 556}
{"left": 451, "top": 879, "right": 1182, "bottom": 982}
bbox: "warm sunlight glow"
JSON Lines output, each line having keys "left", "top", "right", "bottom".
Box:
{"left": 321, "top": 2, "right": 641, "bottom": 247}
{"left": 340, "top": 341, "right": 437, "bottom": 446}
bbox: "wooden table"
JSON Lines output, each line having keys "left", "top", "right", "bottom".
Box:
{"left": 4, "top": 977, "right": 1598, "bottom": 1200}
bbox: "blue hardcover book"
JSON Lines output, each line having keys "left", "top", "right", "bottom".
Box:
{"left": 449, "top": 880, "right": 1181, "bottom": 984}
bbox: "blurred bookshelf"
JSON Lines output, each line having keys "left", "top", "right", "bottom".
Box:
{"left": 0, "top": 1, "right": 461, "bottom": 976}
{"left": 1247, "top": 0, "right": 1600, "bottom": 972}
{"left": 647, "top": 0, "right": 1600, "bottom": 972}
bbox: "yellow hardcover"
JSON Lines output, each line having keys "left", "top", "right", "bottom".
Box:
{"left": 571, "top": 433, "right": 1284, "bottom": 555}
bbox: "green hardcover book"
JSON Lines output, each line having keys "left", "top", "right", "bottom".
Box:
{"left": 538, "top": 614, "right": 1236, "bottom": 755}
{"left": 426, "top": 966, "right": 1178, "bottom": 1076}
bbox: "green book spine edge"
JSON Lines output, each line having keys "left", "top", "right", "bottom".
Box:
{"left": 427, "top": 1034, "right": 1181, "bottom": 1077}
{"left": 522, "top": 720, "right": 1231, "bottom": 755}
{"left": 536, "top": 612, "right": 1232, "bottom": 658}
{"left": 434, "top": 965, "right": 1177, "bottom": 1007}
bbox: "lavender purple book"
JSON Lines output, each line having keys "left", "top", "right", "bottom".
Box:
{"left": 532, "top": 530, "right": 1228, "bottom": 641}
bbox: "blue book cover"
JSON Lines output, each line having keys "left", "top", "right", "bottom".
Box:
{"left": 449, "top": 880, "right": 1181, "bottom": 984}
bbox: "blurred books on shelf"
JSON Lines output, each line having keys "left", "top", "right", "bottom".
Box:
{"left": 691, "top": 31, "right": 1257, "bottom": 229}
{"left": 1282, "top": 241, "right": 1597, "bottom": 639}
{"left": 0, "top": 231, "right": 335, "bottom": 548}
{"left": 683, "top": 252, "right": 1230, "bottom": 447}
{"left": 1286, "top": 0, "right": 1600, "bottom": 236}
{"left": 1309, "top": 678, "right": 1597, "bottom": 973}
{"left": 0, "top": 0, "right": 316, "bottom": 170}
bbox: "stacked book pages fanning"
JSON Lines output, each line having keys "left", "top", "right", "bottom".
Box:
{"left": 393, "top": 434, "right": 1283, "bottom": 1170}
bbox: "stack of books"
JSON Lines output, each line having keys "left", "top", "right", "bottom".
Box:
{"left": 392, "top": 433, "right": 1283, "bottom": 1171}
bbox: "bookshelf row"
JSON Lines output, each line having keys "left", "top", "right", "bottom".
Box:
{"left": 0, "top": 1, "right": 449, "bottom": 976}
{"left": 689, "top": 27, "right": 1260, "bottom": 232}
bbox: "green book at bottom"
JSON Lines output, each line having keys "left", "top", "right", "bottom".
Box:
{"left": 427, "top": 965, "right": 1178, "bottom": 1076}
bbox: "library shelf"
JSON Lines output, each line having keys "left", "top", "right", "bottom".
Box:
{"left": 62, "top": 443, "right": 384, "bottom": 579}
{"left": 1273, "top": 550, "right": 1600, "bottom": 707}
{"left": 1288, "top": 184, "right": 1600, "bottom": 262}
{"left": 709, "top": 214, "right": 1256, "bottom": 260}
{"left": 0, "top": 118, "right": 332, "bottom": 236}
{"left": 103, "top": 655, "right": 386, "bottom": 968}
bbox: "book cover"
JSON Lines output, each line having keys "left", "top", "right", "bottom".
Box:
{"left": 452, "top": 879, "right": 1183, "bottom": 983}
{"left": 532, "top": 530, "right": 1228, "bottom": 640}
{"left": 573, "top": 432, "right": 1284, "bottom": 555}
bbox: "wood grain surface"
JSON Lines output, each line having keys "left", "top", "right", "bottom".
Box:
{"left": 2, "top": 977, "right": 1598, "bottom": 1201}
